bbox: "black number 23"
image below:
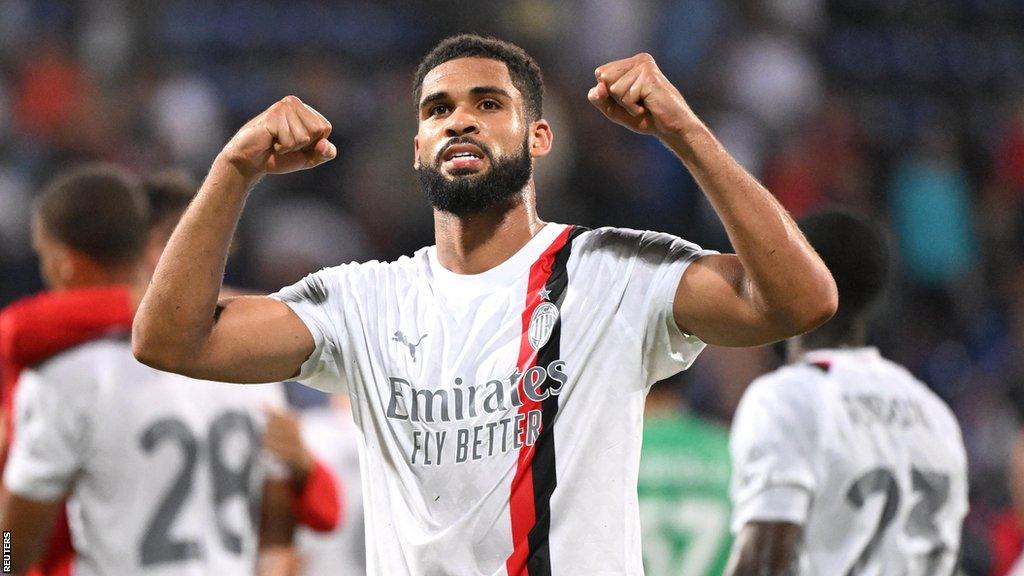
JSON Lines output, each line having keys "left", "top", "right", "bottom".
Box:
{"left": 844, "top": 467, "right": 954, "bottom": 576}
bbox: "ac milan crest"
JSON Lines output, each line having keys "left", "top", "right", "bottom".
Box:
{"left": 528, "top": 302, "right": 559, "bottom": 351}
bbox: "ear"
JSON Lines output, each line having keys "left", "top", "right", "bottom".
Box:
{"left": 413, "top": 135, "right": 421, "bottom": 169}
{"left": 529, "top": 120, "right": 553, "bottom": 158}
{"left": 56, "top": 246, "right": 83, "bottom": 286}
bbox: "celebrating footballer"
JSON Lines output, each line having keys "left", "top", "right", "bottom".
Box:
{"left": 133, "top": 35, "right": 837, "bottom": 575}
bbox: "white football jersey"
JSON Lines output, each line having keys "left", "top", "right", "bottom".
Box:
{"left": 271, "top": 223, "right": 712, "bottom": 575}
{"left": 729, "top": 347, "right": 969, "bottom": 575}
{"left": 4, "top": 337, "right": 286, "bottom": 576}
{"left": 294, "top": 401, "right": 366, "bottom": 576}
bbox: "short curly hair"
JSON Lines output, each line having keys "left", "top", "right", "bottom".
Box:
{"left": 34, "top": 164, "right": 148, "bottom": 265}
{"left": 798, "top": 209, "right": 891, "bottom": 321}
{"left": 413, "top": 34, "right": 544, "bottom": 121}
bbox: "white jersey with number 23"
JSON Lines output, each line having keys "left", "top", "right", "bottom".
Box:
{"left": 730, "top": 347, "right": 968, "bottom": 576}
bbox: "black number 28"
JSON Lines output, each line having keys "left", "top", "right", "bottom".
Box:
{"left": 844, "top": 467, "right": 954, "bottom": 576}
{"left": 138, "top": 411, "right": 260, "bottom": 566}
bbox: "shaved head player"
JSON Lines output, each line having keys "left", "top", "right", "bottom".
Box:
{"left": 134, "top": 35, "right": 838, "bottom": 575}
{"left": 724, "top": 211, "right": 968, "bottom": 575}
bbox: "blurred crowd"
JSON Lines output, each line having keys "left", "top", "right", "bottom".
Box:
{"left": 1, "top": 0, "right": 1024, "bottom": 572}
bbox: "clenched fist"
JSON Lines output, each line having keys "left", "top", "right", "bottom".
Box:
{"left": 221, "top": 95, "right": 337, "bottom": 179}
{"left": 588, "top": 53, "right": 702, "bottom": 141}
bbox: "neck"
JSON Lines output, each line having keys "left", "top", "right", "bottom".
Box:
{"left": 433, "top": 182, "right": 545, "bottom": 275}
{"left": 786, "top": 316, "right": 868, "bottom": 363}
{"left": 60, "top": 261, "right": 146, "bottom": 292}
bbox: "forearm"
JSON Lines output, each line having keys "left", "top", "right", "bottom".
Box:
{"left": 259, "top": 479, "right": 297, "bottom": 548}
{"left": 133, "top": 158, "right": 257, "bottom": 366}
{"left": 664, "top": 125, "right": 836, "bottom": 330}
{"left": 724, "top": 522, "right": 801, "bottom": 576}
{"left": 0, "top": 487, "right": 62, "bottom": 574}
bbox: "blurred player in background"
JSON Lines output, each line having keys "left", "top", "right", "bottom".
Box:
{"left": 0, "top": 168, "right": 342, "bottom": 576}
{"left": 0, "top": 165, "right": 339, "bottom": 575}
{"left": 0, "top": 169, "right": 199, "bottom": 475}
{"left": 638, "top": 379, "right": 732, "bottom": 575}
{"left": 725, "top": 209, "right": 969, "bottom": 575}
{"left": 0, "top": 167, "right": 145, "bottom": 576}
{"left": 133, "top": 34, "right": 837, "bottom": 574}
{"left": 284, "top": 385, "right": 365, "bottom": 576}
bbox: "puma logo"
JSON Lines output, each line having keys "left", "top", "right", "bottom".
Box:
{"left": 392, "top": 331, "right": 428, "bottom": 362}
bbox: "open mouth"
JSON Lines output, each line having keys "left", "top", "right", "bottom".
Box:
{"left": 440, "top": 142, "right": 488, "bottom": 173}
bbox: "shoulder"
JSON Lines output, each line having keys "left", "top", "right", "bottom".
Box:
{"left": 0, "top": 294, "right": 44, "bottom": 355}
{"left": 573, "top": 226, "right": 692, "bottom": 254}
{"left": 743, "top": 364, "right": 828, "bottom": 410}
{"left": 17, "top": 338, "right": 131, "bottom": 407}
{"left": 29, "top": 338, "right": 130, "bottom": 380}
{"left": 277, "top": 249, "right": 430, "bottom": 302}
{"left": 882, "top": 358, "right": 963, "bottom": 435}
{"left": 0, "top": 293, "right": 38, "bottom": 322}
{"left": 734, "top": 364, "right": 828, "bottom": 437}
{"left": 568, "top": 227, "right": 708, "bottom": 277}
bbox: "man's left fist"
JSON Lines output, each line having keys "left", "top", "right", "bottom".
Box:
{"left": 588, "top": 53, "right": 700, "bottom": 139}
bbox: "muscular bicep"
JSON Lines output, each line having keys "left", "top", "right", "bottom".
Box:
{"left": 673, "top": 254, "right": 792, "bottom": 347}
{"left": 0, "top": 486, "right": 63, "bottom": 573}
{"left": 187, "top": 296, "right": 315, "bottom": 384}
{"left": 724, "top": 521, "right": 802, "bottom": 576}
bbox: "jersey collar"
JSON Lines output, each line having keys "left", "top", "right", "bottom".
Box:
{"left": 427, "top": 223, "right": 569, "bottom": 296}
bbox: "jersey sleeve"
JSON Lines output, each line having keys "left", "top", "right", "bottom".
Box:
{"left": 729, "top": 371, "right": 820, "bottom": 532}
{"left": 269, "top": 269, "right": 347, "bottom": 394}
{"left": 585, "top": 228, "right": 715, "bottom": 386}
{"left": 3, "top": 366, "right": 93, "bottom": 501}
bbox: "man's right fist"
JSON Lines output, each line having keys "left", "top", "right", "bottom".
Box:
{"left": 220, "top": 95, "right": 336, "bottom": 178}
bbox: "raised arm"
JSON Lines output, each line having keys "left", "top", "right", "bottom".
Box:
{"left": 132, "top": 96, "right": 337, "bottom": 383}
{"left": 588, "top": 54, "right": 837, "bottom": 346}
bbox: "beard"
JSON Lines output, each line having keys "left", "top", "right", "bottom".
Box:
{"left": 417, "top": 135, "right": 532, "bottom": 215}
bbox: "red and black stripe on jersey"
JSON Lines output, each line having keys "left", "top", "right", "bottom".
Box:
{"left": 506, "top": 225, "right": 588, "bottom": 576}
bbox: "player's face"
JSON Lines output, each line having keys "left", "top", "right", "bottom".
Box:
{"left": 413, "top": 58, "right": 552, "bottom": 216}
{"left": 415, "top": 58, "right": 529, "bottom": 173}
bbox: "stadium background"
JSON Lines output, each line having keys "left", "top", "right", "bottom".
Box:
{"left": 0, "top": 0, "right": 1022, "bottom": 572}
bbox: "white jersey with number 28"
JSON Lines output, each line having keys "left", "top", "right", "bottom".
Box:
{"left": 4, "top": 337, "right": 286, "bottom": 576}
{"left": 730, "top": 347, "right": 968, "bottom": 576}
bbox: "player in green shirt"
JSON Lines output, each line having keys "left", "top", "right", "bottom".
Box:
{"left": 639, "top": 379, "right": 733, "bottom": 576}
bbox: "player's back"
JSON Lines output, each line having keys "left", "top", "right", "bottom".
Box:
{"left": 5, "top": 337, "right": 283, "bottom": 576}
{"left": 730, "top": 347, "right": 968, "bottom": 576}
